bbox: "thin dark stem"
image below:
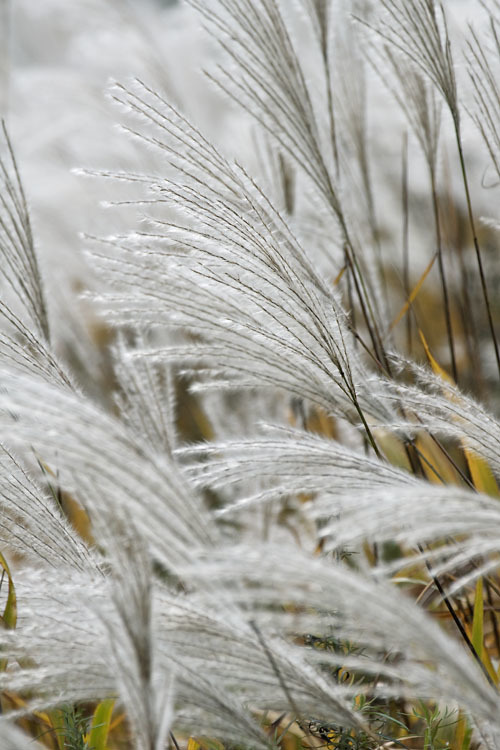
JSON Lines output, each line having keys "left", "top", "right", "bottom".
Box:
{"left": 344, "top": 241, "right": 386, "bottom": 366}
{"left": 321, "top": 19, "right": 339, "bottom": 178}
{"left": 410, "top": 441, "right": 446, "bottom": 484}
{"left": 335, "top": 195, "right": 391, "bottom": 373}
{"left": 418, "top": 544, "right": 497, "bottom": 690}
{"left": 344, "top": 244, "right": 357, "bottom": 343}
{"left": 249, "top": 620, "right": 303, "bottom": 724}
{"left": 453, "top": 117, "right": 500, "bottom": 378}
{"left": 353, "top": 395, "right": 382, "bottom": 460}
{"left": 485, "top": 579, "right": 500, "bottom": 659}
{"left": 430, "top": 168, "right": 457, "bottom": 381}
{"left": 0, "top": 0, "right": 10, "bottom": 121}
{"left": 428, "top": 434, "right": 476, "bottom": 491}
{"left": 401, "top": 132, "right": 412, "bottom": 355}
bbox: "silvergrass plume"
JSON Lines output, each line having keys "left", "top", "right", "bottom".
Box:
{"left": 2, "top": 2, "right": 500, "bottom": 748}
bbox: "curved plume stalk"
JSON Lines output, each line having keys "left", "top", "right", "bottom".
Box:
{"left": 467, "top": 11, "right": 500, "bottom": 184}
{"left": 0, "top": 549, "right": 365, "bottom": 742}
{"left": 0, "top": 126, "right": 73, "bottom": 390}
{"left": 186, "top": 0, "right": 388, "bottom": 362}
{"left": 88, "top": 80, "right": 395, "bottom": 449}
{"left": 0, "top": 123, "right": 49, "bottom": 343}
{"left": 180, "top": 426, "right": 500, "bottom": 591}
{"left": 377, "top": 366, "right": 500, "bottom": 477}
{"left": 113, "top": 334, "right": 178, "bottom": 458}
{"left": 0, "top": 446, "right": 95, "bottom": 572}
{"left": 0, "top": 371, "right": 214, "bottom": 571}
{"left": 179, "top": 545, "right": 500, "bottom": 725}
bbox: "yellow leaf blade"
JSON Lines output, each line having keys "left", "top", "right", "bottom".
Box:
{"left": 419, "top": 329, "right": 453, "bottom": 383}
{"left": 0, "top": 552, "right": 16, "bottom": 673}
{"left": 333, "top": 264, "right": 347, "bottom": 287}
{"left": 419, "top": 332, "right": 500, "bottom": 496}
{"left": 454, "top": 711, "right": 471, "bottom": 750}
{"left": 472, "top": 578, "right": 484, "bottom": 660}
{"left": 0, "top": 552, "right": 16, "bottom": 630}
{"left": 465, "top": 449, "right": 500, "bottom": 497}
{"left": 390, "top": 253, "right": 437, "bottom": 332}
{"left": 86, "top": 698, "right": 115, "bottom": 750}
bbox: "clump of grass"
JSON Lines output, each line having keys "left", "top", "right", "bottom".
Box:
{"left": 58, "top": 705, "right": 92, "bottom": 750}
{"left": 2, "top": 1, "right": 500, "bottom": 749}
